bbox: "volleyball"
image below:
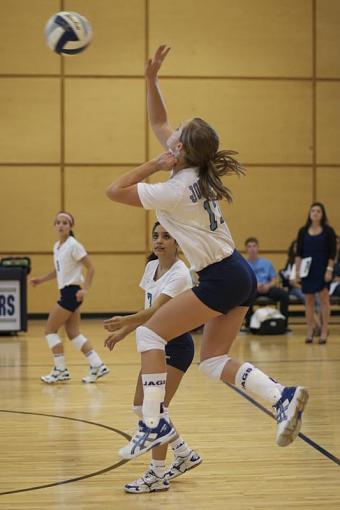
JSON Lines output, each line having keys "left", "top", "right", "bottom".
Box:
{"left": 44, "top": 11, "right": 92, "bottom": 55}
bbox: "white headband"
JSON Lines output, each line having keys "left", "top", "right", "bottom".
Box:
{"left": 56, "top": 212, "right": 74, "bottom": 226}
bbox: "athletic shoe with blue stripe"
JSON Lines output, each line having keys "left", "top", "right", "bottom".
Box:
{"left": 119, "top": 418, "right": 176, "bottom": 460}
{"left": 274, "top": 386, "right": 309, "bottom": 447}
{"left": 124, "top": 469, "right": 170, "bottom": 493}
{"left": 164, "top": 450, "right": 202, "bottom": 480}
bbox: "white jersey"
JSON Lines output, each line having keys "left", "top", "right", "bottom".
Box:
{"left": 139, "top": 259, "right": 192, "bottom": 309}
{"left": 53, "top": 236, "right": 87, "bottom": 290}
{"left": 138, "top": 168, "right": 235, "bottom": 271}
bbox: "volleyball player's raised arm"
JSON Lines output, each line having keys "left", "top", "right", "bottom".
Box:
{"left": 146, "top": 45, "right": 174, "bottom": 149}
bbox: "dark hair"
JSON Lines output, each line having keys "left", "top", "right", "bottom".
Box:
{"left": 287, "top": 239, "right": 297, "bottom": 266}
{"left": 146, "top": 222, "right": 178, "bottom": 264}
{"left": 245, "top": 237, "right": 259, "bottom": 246}
{"left": 146, "top": 222, "right": 161, "bottom": 263}
{"left": 305, "top": 202, "right": 328, "bottom": 228}
{"left": 180, "top": 118, "right": 244, "bottom": 203}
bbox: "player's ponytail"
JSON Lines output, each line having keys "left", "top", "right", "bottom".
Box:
{"left": 180, "top": 118, "right": 244, "bottom": 203}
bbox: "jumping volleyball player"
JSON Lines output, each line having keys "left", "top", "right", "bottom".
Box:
{"left": 30, "top": 211, "right": 109, "bottom": 383}
{"left": 106, "top": 46, "right": 309, "bottom": 460}
{"left": 103, "top": 221, "right": 201, "bottom": 493}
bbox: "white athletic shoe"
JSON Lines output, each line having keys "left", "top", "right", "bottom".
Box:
{"left": 119, "top": 418, "right": 176, "bottom": 460}
{"left": 274, "top": 386, "right": 309, "bottom": 447}
{"left": 164, "top": 451, "right": 202, "bottom": 480}
{"left": 124, "top": 469, "right": 170, "bottom": 493}
{"left": 41, "top": 367, "right": 70, "bottom": 384}
{"left": 82, "top": 364, "right": 109, "bottom": 383}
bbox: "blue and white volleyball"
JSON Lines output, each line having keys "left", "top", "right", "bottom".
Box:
{"left": 45, "top": 11, "right": 92, "bottom": 55}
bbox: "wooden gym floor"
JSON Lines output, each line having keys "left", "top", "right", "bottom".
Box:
{"left": 0, "top": 320, "right": 339, "bottom": 510}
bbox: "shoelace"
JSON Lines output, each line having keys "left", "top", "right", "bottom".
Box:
{"left": 274, "top": 400, "right": 288, "bottom": 423}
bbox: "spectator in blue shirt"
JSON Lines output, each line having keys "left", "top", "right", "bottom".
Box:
{"left": 244, "top": 237, "right": 290, "bottom": 330}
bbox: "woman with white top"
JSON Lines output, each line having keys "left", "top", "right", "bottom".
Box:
{"left": 104, "top": 221, "right": 201, "bottom": 493}
{"left": 106, "top": 46, "right": 309, "bottom": 460}
{"left": 30, "top": 211, "right": 109, "bottom": 384}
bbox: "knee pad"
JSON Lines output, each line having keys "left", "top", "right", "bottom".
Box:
{"left": 136, "top": 326, "right": 166, "bottom": 353}
{"left": 199, "top": 354, "right": 231, "bottom": 380}
{"left": 71, "top": 334, "right": 87, "bottom": 350}
{"left": 45, "top": 333, "right": 62, "bottom": 349}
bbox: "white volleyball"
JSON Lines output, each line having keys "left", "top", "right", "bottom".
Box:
{"left": 45, "top": 11, "right": 92, "bottom": 55}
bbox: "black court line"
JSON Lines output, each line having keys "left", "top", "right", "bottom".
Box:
{"left": 0, "top": 410, "right": 131, "bottom": 496}
{"left": 224, "top": 383, "right": 340, "bottom": 467}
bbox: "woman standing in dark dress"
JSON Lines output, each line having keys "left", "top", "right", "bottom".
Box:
{"left": 295, "top": 203, "right": 336, "bottom": 344}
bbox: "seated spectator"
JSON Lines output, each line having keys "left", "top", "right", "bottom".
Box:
{"left": 244, "top": 237, "right": 289, "bottom": 330}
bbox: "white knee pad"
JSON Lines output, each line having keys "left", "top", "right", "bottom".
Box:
{"left": 136, "top": 326, "right": 166, "bottom": 353}
{"left": 71, "top": 334, "right": 87, "bottom": 350}
{"left": 45, "top": 333, "right": 62, "bottom": 349}
{"left": 132, "top": 405, "right": 143, "bottom": 418}
{"left": 199, "top": 354, "right": 231, "bottom": 380}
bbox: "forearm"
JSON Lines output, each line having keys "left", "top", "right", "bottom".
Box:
{"left": 295, "top": 256, "right": 302, "bottom": 276}
{"left": 327, "top": 259, "right": 335, "bottom": 271}
{"left": 146, "top": 78, "right": 168, "bottom": 127}
{"left": 40, "top": 270, "right": 56, "bottom": 283}
{"left": 83, "top": 267, "right": 94, "bottom": 291}
{"left": 106, "top": 161, "right": 157, "bottom": 195}
{"left": 124, "top": 308, "right": 154, "bottom": 330}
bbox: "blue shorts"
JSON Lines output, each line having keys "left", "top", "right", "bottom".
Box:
{"left": 192, "top": 250, "right": 257, "bottom": 314}
{"left": 58, "top": 285, "right": 82, "bottom": 312}
{"left": 166, "top": 333, "right": 195, "bottom": 373}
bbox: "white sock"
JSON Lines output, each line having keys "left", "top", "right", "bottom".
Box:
{"left": 142, "top": 372, "right": 167, "bottom": 428}
{"left": 53, "top": 354, "right": 66, "bottom": 370}
{"left": 171, "top": 437, "right": 191, "bottom": 458}
{"left": 235, "top": 362, "right": 284, "bottom": 405}
{"left": 85, "top": 350, "right": 102, "bottom": 368}
{"left": 150, "top": 459, "right": 166, "bottom": 478}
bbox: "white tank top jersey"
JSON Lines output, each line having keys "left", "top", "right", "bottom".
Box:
{"left": 139, "top": 259, "right": 193, "bottom": 309}
{"left": 53, "top": 236, "right": 87, "bottom": 290}
{"left": 137, "top": 168, "right": 235, "bottom": 272}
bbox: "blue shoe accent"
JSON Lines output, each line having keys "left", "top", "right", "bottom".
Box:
{"left": 274, "top": 386, "right": 309, "bottom": 447}
{"left": 119, "top": 418, "right": 176, "bottom": 460}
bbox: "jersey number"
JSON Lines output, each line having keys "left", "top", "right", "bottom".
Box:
{"left": 203, "top": 200, "right": 225, "bottom": 232}
{"left": 147, "top": 292, "right": 153, "bottom": 307}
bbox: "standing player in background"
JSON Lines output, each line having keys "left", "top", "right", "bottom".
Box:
{"left": 104, "top": 221, "right": 201, "bottom": 493}
{"left": 30, "top": 211, "right": 109, "bottom": 383}
{"left": 106, "top": 46, "right": 309, "bottom": 460}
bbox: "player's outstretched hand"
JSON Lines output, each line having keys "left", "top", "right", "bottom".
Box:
{"left": 145, "top": 44, "right": 171, "bottom": 80}
{"left": 104, "top": 326, "right": 130, "bottom": 351}
{"left": 30, "top": 277, "right": 42, "bottom": 287}
{"left": 104, "top": 315, "right": 126, "bottom": 332}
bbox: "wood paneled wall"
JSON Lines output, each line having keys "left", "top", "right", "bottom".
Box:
{"left": 0, "top": 0, "right": 339, "bottom": 312}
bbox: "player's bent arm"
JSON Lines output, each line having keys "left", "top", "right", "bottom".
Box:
{"left": 105, "top": 161, "right": 158, "bottom": 206}
{"left": 80, "top": 255, "right": 94, "bottom": 291}
{"left": 31, "top": 269, "right": 56, "bottom": 285}
{"left": 104, "top": 294, "right": 171, "bottom": 333}
{"left": 125, "top": 293, "right": 171, "bottom": 329}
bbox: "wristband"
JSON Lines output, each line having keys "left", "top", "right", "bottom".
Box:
{"left": 326, "top": 266, "right": 334, "bottom": 272}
